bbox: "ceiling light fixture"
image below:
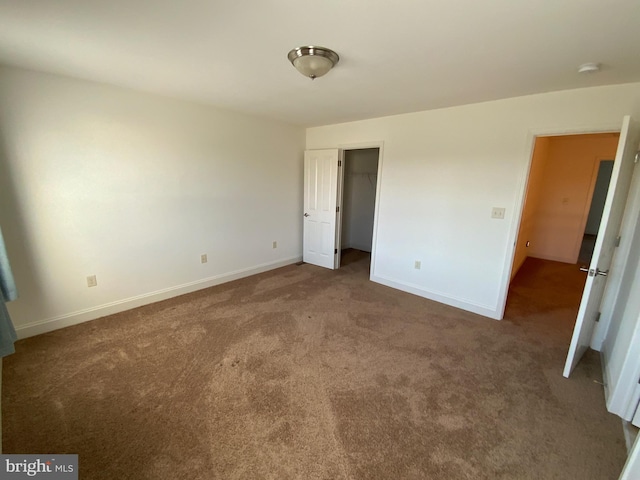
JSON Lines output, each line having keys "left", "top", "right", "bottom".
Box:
{"left": 578, "top": 63, "right": 600, "bottom": 74}
{"left": 287, "top": 46, "right": 339, "bottom": 80}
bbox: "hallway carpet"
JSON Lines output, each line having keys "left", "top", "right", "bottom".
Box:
{"left": 2, "top": 252, "right": 627, "bottom": 479}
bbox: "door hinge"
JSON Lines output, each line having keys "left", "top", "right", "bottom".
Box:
{"left": 336, "top": 206, "right": 340, "bottom": 213}
{"left": 615, "top": 236, "right": 621, "bottom": 247}
{"left": 334, "top": 249, "right": 337, "bottom": 254}
{"left": 338, "top": 160, "right": 342, "bottom": 167}
{"left": 595, "top": 311, "right": 601, "bottom": 322}
{"left": 634, "top": 151, "right": 640, "bottom": 164}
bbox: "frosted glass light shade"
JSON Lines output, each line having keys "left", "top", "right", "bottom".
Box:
{"left": 292, "top": 55, "right": 334, "bottom": 78}
{"left": 288, "top": 46, "right": 339, "bottom": 79}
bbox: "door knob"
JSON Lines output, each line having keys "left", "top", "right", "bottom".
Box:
{"left": 304, "top": 213, "right": 310, "bottom": 217}
{"left": 579, "top": 266, "right": 608, "bottom": 277}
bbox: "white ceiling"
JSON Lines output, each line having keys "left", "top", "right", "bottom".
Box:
{"left": 0, "top": 0, "right": 639, "bottom": 127}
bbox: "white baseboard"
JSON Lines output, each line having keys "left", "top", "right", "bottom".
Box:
{"left": 510, "top": 255, "right": 526, "bottom": 281}
{"left": 623, "top": 420, "right": 639, "bottom": 454}
{"left": 601, "top": 351, "right": 611, "bottom": 401}
{"left": 349, "top": 243, "right": 372, "bottom": 253}
{"left": 370, "top": 273, "right": 500, "bottom": 320}
{"left": 16, "top": 256, "right": 302, "bottom": 339}
{"left": 528, "top": 253, "right": 575, "bottom": 264}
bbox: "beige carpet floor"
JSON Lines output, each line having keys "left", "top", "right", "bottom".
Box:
{"left": 2, "top": 251, "right": 627, "bottom": 479}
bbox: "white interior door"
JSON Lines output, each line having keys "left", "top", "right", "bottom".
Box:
{"left": 564, "top": 116, "right": 640, "bottom": 377}
{"left": 303, "top": 149, "right": 340, "bottom": 269}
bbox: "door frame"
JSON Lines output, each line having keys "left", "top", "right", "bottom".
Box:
{"left": 598, "top": 159, "right": 640, "bottom": 418}
{"left": 497, "top": 122, "right": 622, "bottom": 320}
{"left": 334, "top": 149, "right": 345, "bottom": 269}
{"left": 337, "top": 141, "right": 384, "bottom": 278}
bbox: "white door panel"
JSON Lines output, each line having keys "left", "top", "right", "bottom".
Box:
{"left": 303, "top": 149, "right": 340, "bottom": 269}
{"left": 564, "top": 116, "right": 640, "bottom": 377}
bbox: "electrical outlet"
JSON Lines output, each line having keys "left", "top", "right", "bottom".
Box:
{"left": 86, "top": 275, "right": 97, "bottom": 288}
{"left": 491, "top": 207, "right": 506, "bottom": 219}
{"left": 200, "top": 254, "right": 208, "bottom": 264}
{"left": 414, "top": 260, "right": 421, "bottom": 270}
{"left": 272, "top": 241, "right": 277, "bottom": 249}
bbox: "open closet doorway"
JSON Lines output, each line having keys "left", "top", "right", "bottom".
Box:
{"left": 302, "top": 145, "right": 382, "bottom": 272}
{"left": 339, "top": 148, "right": 380, "bottom": 268}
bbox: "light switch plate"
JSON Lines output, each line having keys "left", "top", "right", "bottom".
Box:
{"left": 491, "top": 207, "right": 506, "bottom": 219}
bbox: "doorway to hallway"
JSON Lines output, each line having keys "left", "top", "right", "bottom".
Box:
{"left": 510, "top": 132, "right": 619, "bottom": 280}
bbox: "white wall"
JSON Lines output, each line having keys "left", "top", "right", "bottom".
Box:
{"left": 342, "top": 149, "right": 378, "bottom": 252}
{"left": 0, "top": 66, "right": 305, "bottom": 337}
{"left": 307, "top": 82, "right": 640, "bottom": 319}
